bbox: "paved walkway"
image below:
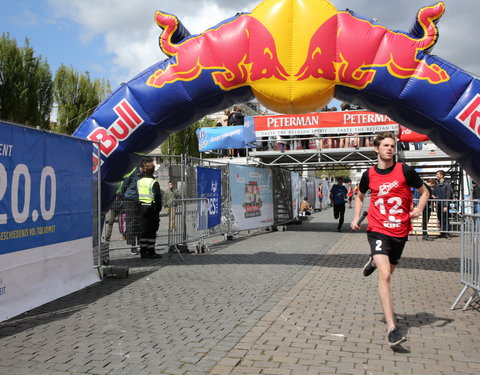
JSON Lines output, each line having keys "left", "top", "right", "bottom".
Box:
{"left": 0, "top": 208, "right": 479, "bottom": 375}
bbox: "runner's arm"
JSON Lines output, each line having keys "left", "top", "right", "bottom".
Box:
{"left": 351, "top": 191, "right": 366, "bottom": 230}
{"left": 410, "top": 184, "right": 429, "bottom": 219}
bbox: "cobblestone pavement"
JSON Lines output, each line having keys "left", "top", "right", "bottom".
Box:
{"left": 0, "top": 208, "right": 479, "bottom": 375}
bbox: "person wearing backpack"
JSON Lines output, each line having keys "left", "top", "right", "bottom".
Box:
{"left": 123, "top": 162, "right": 144, "bottom": 254}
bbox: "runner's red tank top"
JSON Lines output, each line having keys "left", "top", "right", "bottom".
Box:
{"left": 367, "top": 163, "right": 413, "bottom": 237}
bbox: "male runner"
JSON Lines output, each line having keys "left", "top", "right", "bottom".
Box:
{"left": 351, "top": 132, "right": 429, "bottom": 347}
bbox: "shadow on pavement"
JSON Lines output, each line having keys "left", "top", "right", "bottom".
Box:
{"left": 135, "top": 251, "right": 460, "bottom": 273}
{"left": 0, "top": 268, "right": 157, "bottom": 339}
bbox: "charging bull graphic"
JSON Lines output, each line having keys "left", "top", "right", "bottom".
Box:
{"left": 72, "top": 0, "right": 480, "bottom": 213}
{"left": 147, "top": 12, "right": 288, "bottom": 90}
{"left": 296, "top": 3, "right": 449, "bottom": 88}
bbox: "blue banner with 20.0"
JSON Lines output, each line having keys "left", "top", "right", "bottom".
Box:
{"left": 0, "top": 121, "right": 93, "bottom": 254}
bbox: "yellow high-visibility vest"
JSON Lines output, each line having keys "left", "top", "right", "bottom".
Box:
{"left": 137, "top": 177, "right": 156, "bottom": 204}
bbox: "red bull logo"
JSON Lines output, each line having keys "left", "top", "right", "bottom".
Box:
{"left": 147, "top": 13, "right": 288, "bottom": 90}
{"left": 456, "top": 94, "right": 480, "bottom": 138}
{"left": 146, "top": 0, "right": 450, "bottom": 114}
{"left": 296, "top": 2, "right": 449, "bottom": 89}
{"left": 88, "top": 99, "right": 144, "bottom": 171}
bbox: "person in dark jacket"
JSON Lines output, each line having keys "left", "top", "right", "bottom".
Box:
{"left": 137, "top": 162, "right": 162, "bottom": 259}
{"left": 433, "top": 170, "right": 454, "bottom": 239}
{"left": 330, "top": 177, "right": 348, "bottom": 232}
{"left": 122, "top": 162, "right": 145, "bottom": 253}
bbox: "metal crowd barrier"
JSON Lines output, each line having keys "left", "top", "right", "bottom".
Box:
{"left": 102, "top": 199, "right": 169, "bottom": 252}
{"left": 411, "top": 198, "right": 474, "bottom": 238}
{"left": 168, "top": 198, "right": 209, "bottom": 261}
{"left": 451, "top": 214, "right": 480, "bottom": 310}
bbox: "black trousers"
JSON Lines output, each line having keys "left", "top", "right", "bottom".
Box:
{"left": 139, "top": 204, "right": 160, "bottom": 255}
{"left": 436, "top": 202, "right": 450, "bottom": 234}
{"left": 333, "top": 204, "right": 346, "bottom": 229}
{"left": 124, "top": 200, "right": 141, "bottom": 246}
{"left": 421, "top": 204, "right": 433, "bottom": 236}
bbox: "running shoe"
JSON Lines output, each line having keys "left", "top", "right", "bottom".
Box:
{"left": 130, "top": 247, "right": 139, "bottom": 255}
{"left": 363, "top": 257, "right": 376, "bottom": 277}
{"left": 388, "top": 327, "right": 407, "bottom": 347}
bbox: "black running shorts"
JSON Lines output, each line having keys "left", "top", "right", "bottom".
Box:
{"left": 367, "top": 231, "right": 408, "bottom": 265}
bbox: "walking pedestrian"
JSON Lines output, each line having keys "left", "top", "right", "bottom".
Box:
{"left": 350, "top": 132, "right": 429, "bottom": 347}
{"left": 330, "top": 177, "right": 348, "bottom": 232}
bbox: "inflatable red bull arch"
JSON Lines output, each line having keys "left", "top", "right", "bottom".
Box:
{"left": 72, "top": 0, "right": 480, "bottom": 212}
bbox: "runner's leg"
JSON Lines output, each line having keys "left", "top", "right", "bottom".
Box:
{"left": 374, "top": 254, "right": 397, "bottom": 331}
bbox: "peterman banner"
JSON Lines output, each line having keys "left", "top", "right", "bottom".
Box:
{"left": 0, "top": 121, "right": 99, "bottom": 322}
{"left": 229, "top": 165, "right": 273, "bottom": 230}
{"left": 196, "top": 167, "right": 221, "bottom": 228}
{"left": 253, "top": 110, "right": 428, "bottom": 139}
{"left": 196, "top": 118, "right": 256, "bottom": 151}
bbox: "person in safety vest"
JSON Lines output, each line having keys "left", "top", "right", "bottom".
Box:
{"left": 137, "top": 162, "right": 162, "bottom": 259}
{"left": 351, "top": 132, "right": 429, "bottom": 347}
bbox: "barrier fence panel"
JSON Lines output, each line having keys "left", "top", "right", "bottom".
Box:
{"left": 451, "top": 214, "right": 480, "bottom": 310}
{"left": 186, "top": 157, "right": 235, "bottom": 238}
{"left": 168, "top": 198, "right": 209, "bottom": 260}
{"left": 272, "top": 168, "right": 293, "bottom": 225}
{"left": 410, "top": 198, "right": 474, "bottom": 238}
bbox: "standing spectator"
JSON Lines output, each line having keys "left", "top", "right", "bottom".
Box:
{"left": 104, "top": 192, "right": 125, "bottom": 242}
{"left": 276, "top": 134, "right": 289, "bottom": 152}
{"left": 347, "top": 181, "right": 354, "bottom": 208}
{"left": 414, "top": 179, "right": 436, "bottom": 241}
{"left": 330, "top": 177, "right": 348, "bottom": 232}
{"left": 220, "top": 110, "right": 229, "bottom": 127}
{"left": 472, "top": 181, "right": 480, "bottom": 214}
{"left": 433, "top": 170, "right": 454, "bottom": 239}
{"left": 220, "top": 110, "right": 230, "bottom": 156}
{"left": 228, "top": 106, "right": 245, "bottom": 156}
{"left": 317, "top": 183, "right": 324, "bottom": 211}
{"left": 164, "top": 180, "right": 181, "bottom": 230}
{"left": 137, "top": 162, "right": 162, "bottom": 259}
{"left": 351, "top": 132, "right": 429, "bottom": 347}
{"left": 228, "top": 106, "right": 244, "bottom": 126}
{"left": 414, "top": 142, "right": 423, "bottom": 150}
{"left": 301, "top": 134, "right": 310, "bottom": 150}
{"left": 123, "top": 162, "right": 145, "bottom": 254}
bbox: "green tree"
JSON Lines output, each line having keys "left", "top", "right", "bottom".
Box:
{"left": 160, "top": 117, "right": 215, "bottom": 157}
{"left": 0, "top": 33, "right": 53, "bottom": 129}
{"left": 316, "top": 167, "right": 351, "bottom": 180}
{"left": 53, "top": 64, "right": 110, "bottom": 134}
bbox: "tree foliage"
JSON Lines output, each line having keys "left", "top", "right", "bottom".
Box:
{"left": 160, "top": 117, "right": 215, "bottom": 157}
{"left": 53, "top": 64, "right": 110, "bottom": 134}
{"left": 0, "top": 33, "right": 53, "bottom": 129}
